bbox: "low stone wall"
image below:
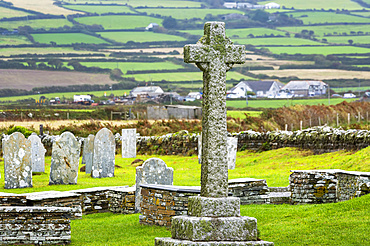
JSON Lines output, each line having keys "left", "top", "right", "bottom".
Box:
{"left": 108, "top": 186, "right": 136, "bottom": 214}
{"left": 139, "top": 184, "right": 200, "bottom": 227}
{"left": 0, "top": 193, "right": 27, "bottom": 206}
{"left": 290, "top": 169, "right": 370, "bottom": 204}
{"left": 228, "top": 178, "right": 270, "bottom": 204}
{"left": 0, "top": 206, "right": 72, "bottom": 245}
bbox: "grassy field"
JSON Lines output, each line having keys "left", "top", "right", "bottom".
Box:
{"left": 0, "top": 35, "right": 31, "bottom": 45}
{"left": 352, "top": 11, "right": 370, "bottom": 17}
{"left": 123, "top": 71, "right": 254, "bottom": 82}
{"left": 97, "top": 31, "right": 186, "bottom": 43}
{"left": 79, "top": 61, "right": 183, "bottom": 74}
{"left": 0, "top": 47, "right": 106, "bottom": 56}
{"left": 135, "top": 8, "right": 245, "bottom": 19}
{"left": 75, "top": 15, "right": 163, "bottom": 30}
{"left": 62, "top": 5, "right": 136, "bottom": 14}
{"left": 235, "top": 37, "right": 324, "bottom": 46}
{"left": 227, "top": 110, "right": 262, "bottom": 118}
{"left": 0, "top": 18, "right": 73, "bottom": 30}
{"left": 180, "top": 28, "right": 288, "bottom": 37}
{"left": 0, "top": 6, "right": 31, "bottom": 18}
{"left": 32, "top": 33, "right": 110, "bottom": 45}
{"left": 263, "top": 45, "right": 370, "bottom": 55}
{"left": 68, "top": 0, "right": 202, "bottom": 7}
{"left": 258, "top": 0, "right": 363, "bottom": 10}
{"left": 290, "top": 11, "right": 369, "bottom": 25}
{"left": 226, "top": 98, "right": 356, "bottom": 108}
{"left": 6, "top": 0, "right": 80, "bottom": 15}
{"left": 279, "top": 25, "right": 370, "bottom": 36}
{"left": 324, "top": 35, "right": 370, "bottom": 44}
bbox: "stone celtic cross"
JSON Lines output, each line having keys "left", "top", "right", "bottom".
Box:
{"left": 184, "top": 22, "right": 245, "bottom": 198}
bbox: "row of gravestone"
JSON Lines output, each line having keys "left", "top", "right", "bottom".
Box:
{"left": 2, "top": 128, "right": 137, "bottom": 189}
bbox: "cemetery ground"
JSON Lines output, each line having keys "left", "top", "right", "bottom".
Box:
{"left": 0, "top": 147, "right": 369, "bottom": 245}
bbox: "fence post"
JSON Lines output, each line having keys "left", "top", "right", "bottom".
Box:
{"left": 285, "top": 124, "right": 288, "bottom": 131}
{"left": 67, "top": 112, "right": 69, "bottom": 120}
{"left": 358, "top": 112, "right": 361, "bottom": 123}
{"left": 337, "top": 113, "right": 339, "bottom": 127}
{"left": 300, "top": 120, "right": 303, "bottom": 130}
{"left": 111, "top": 111, "right": 113, "bottom": 121}
{"left": 319, "top": 116, "right": 321, "bottom": 126}
{"left": 348, "top": 113, "right": 350, "bottom": 125}
{"left": 309, "top": 118, "right": 312, "bottom": 127}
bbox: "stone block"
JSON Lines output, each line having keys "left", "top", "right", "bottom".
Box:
{"left": 171, "top": 216, "right": 257, "bottom": 241}
{"left": 155, "top": 238, "right": 274, "bottom": 246}
{"left": 188, "top": 196, "right": 240, "bottom": 217}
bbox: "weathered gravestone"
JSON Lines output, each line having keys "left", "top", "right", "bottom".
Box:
{"left": 135, "top": 158, "right": 173, "bottom": 213}
{"left": 82, "top": 134, "right": 94, "bottom": 174}
{"left": 3, "top": 132, "right": 32, "bottom": 189}
{"left": 49, "top": 132, "right": 80, "bottom": 185}
{"left": 198, "top": 133, "right": 238, "bottom": 169}
{"left": 28, "top": 133, "right": 46, "bottom": 173}
{"left": 92, "top": 128, "right": 115, "bottom": 178}
{"left": 122, "top": 128, "right": 136, "bottom": 158}
{"left": 155, "top": 22, "right": 274, "bottom": 245}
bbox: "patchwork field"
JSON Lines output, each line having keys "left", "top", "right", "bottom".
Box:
{"left": 0, "top": 18, "right": 73, "bottom": 30}
{"left": 0, "top": 6, "right": 31, "bottom": 18}
{"left": 75, "top": 15, "right": 163, "bottom": 30}
{"left": 0, "top": 69, "right": 116, "bottom": 90}
{"left": 235, "top": 37, "right": 324, "bottom": 46}
{"left": 80, "top": 61, "right": 183, "bottom": 73}
{"left": 263, "top": 46, "right": 370, "bottom": 55}
{"left": 324, "top": 35, "right": 370, "bottom": 44}
{"left": 0, "top": 35, "right": 31, "bottom": 45}
{"left": 6, "top": 0, "right": 80, "bottom": 15}
{"left": 290, "top": 11, "right": 369, "bottom": 24}
{"left": 32, "top": 33, "right": 109, "bottom": 45}
{"left": 62, "top": 5, "right": 136, "bottom": 14}
{"left": 67, "top": 0, "right": 202, "bottom": 8}
{"left": 135, "top": 8, "right": 245, "bottom": 19}
{"left": 250, "top": 69, "right": 370, "bottom": 80}
{"left": 181, "top": 28, "right": 288, "bottom": 37}
{"left": 97, "top": 31, "right": 186, "bottom": 43}
{"left": 0, "top": 47, "right": 107, "bottom": 56}
{"left": 279, "top": 25, "right": 370, "bottom": 36}
{"left": 258, "top": 0, "right": 363, "bottom": 10}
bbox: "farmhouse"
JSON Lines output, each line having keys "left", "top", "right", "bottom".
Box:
{"left": 129, "top": 86, "right": 164, "bottom": 97}
{"left": 265, "top": 2, "right": 280, "bottom": 9}
{"left": 227, "top": 80, "right": 284, "bottom": 98}
{"left": 280, "top": 80, "right": 328, "bottom": 97}
{"left": 186, "top": 91, "right": 202, "bottom": 100}
{"left": 145, "top": 23, "right": 159, "bottom": 31}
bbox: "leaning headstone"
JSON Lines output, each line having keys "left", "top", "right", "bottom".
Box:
{"left": 227, "top": 137, "right": 238, "bottom": 170}
{"left": 156, "top": 22, "right": 274, "bottom": 245}
{"left": 82, "top": 134, "right": 94, "bottom": 174}
{"left": 91, "top": 128, "right": 115, "bottom": 178}
{"left": 121, "top": 128, "right": 136, "bottom": 158}
{"left": 28, "top": 133, "right": 46, "bottom": 173}
{"left": 3, "top": 132, "right": 32, "bottom": 189}
{"left": 49, "top": 132, "right": 80, "bottom": 185}
{"left": 135, "top": 158, "right": 173, "bottom": 213}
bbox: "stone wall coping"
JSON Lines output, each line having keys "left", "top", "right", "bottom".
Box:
{"left": 0, "top": 206, "right": 73, "bottom": 213}
{"left": 228, "top": 178, "right": 265, "bottom": 184}
{"left": 69, "top": 186, "right": 129, "bottom": 193}
{"left": 109, "top": 186, "right": 135, "bottom": 192}
{"left": 22, "top": 191, "right": 81, "bottom": 201}
{"left": 291, "top": 169, "right": 370, "bottom": 177}
{"left": 0, "top": 192, "right": 24, "bottom": 197}
{"left": 140, "top": 184, "right": 201, "bottom": 193}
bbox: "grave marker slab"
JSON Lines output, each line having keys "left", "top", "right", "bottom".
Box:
{"left": 92, "top": 128, "right": 115, "bottom": 178}
{"left": 49, "top": 132, "right": 80, "bottom": 185}
{"left": 121, "top": 128, "right": 137, "bottom": 158}
{"left": 135, "top": 158, "right": 173, "bottom": 212}
{"left": 3, "top": 132, "right": 32, "bottom": 189}
{"left": 82, "top": 134, "right": 94, "bottom": 174}
{"left": 28, "top": 133, "right": 46, "bottom": 173}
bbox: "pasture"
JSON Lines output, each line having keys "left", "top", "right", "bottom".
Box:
{"left": 0, "top": 6, "right": 30, "bottom": 18}
{"left": 97, "top": 31, "right": 186, "bottom": 43}
{"left": 263, "top": 45, "right": 370, "bottom": 55}
{"left": 279, "top": 24, "right": 370, "bottom": 36}
{"left": 227, "top": 110, "right": 262, "bottom": 118}
{"left": 0, "top": 18, "right": 73, "bottom": 30}
{"left": 0, "top": 35, "right": 31, "bottom": 45}
{"left": 74, "top": 15, "right": 163, "bottom": 30}
{"left": 62, "top": 5, "right": 135, "bottom": 14}
{"left": 181, "top": 28, "right": 288, "bottom": 37}
{"left": 79, "top": 61, "right": 183, "bottom": 74}
{"left": 32, "top": 33, "right": 110, "bottom": 45}
{"left": 290, "top": 11, "right": 369, "bottom": 25}
{"left": 234, "top": 37, "right": 324, "bottom": 46}
{"left": 324, "top": 35, "right": 370, "bottom": 44}
{"left": 250, "top": 69, "right": 370, "bottom": 80}
{"left": 0, "top": 47, "right": 107, "bottom": 56}
{"left": 135, "top": 8, "right": 245, "bottom": 19}
{"left": 6, "top": 0, "right": 80, "bottom": 15}
{"left": 258, "top": 0, "right": 363, "bottom": 10}
{"left": 66, "top": 0, "right": 202, "bottom": 8}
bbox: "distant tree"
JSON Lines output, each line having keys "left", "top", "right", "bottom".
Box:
{"left": 251, "top": 10, "right": 269, "bottom": 22}
{"left": 47, "top": 59, "right": 63, "bottom": 69}
{"left": 348, "top": 39, "right": 354, "bottom": 45}
{"left": 162, "top": 16, "right": 177, "bottom": 29}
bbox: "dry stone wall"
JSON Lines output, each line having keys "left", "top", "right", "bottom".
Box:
{"left": 108, "top": 186, "right": 136, "bottom": 214}
{"left": 228, "top": 178, "right": 270, "bottom": 205}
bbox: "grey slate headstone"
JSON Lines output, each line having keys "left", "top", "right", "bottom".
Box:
{"left": 121, "top": 128, "right": 136, "bottom": 158}
{"left": 28, "top": 133, "right": 46, "bottom": 173}
{"left": 92, "top": 128, "right": 115, "bottom": 178}
{"left": 49, "top": 132, "right": 80, "bottom": 185}
{"left": 3, "top": 132, "right": 32, "bottom": 189}
{"left": 135, "top": 158, "right": 173, "bottom": 212}
{"left": 227, "top": 137, "right": 238, "bottom": 170}
{"left": 82, "top": 134, "right": 94, "bottom": 174}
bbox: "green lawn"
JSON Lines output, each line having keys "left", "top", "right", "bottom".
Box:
{"left": 68, "top": 0, "right": 202, "bottom": 7}
{"left": 290, "top": 11, "right": 369, "bottom": 24}
{"left": 258, "top": 0, "right": 363, "bottom": 10}
{"left": 32, "top": 33, "right": 110, "bottom": 45}
{"left": 0, "top": 18, "right": 73, "bottom": 30}
{"left": 80, "top": 61, "right": 183, "bottom": 74}
{"left": 263, "top": 46, "right": 370, "bottom": 55}
{"left": 135, "top": 8, "right": 245, "bottom": 19}
{"left": 123, "top": 71, "right": 254, "bottom": 82}
{"left": 279, "top": 24, "right": 370, "bottom": 37}
{"left": 324, "top": 35, "right": 370, "bottom": 44}
{"left": 62, "top": 5, "right": 136, "bottom": 14}
{"left": 75, "top": 15, "right": 163, "bottom": 30}
{"left": 0, "top": 6, "right": 31, "bottom": 18}
{"left": 0, "top": 47, "right": 107, "bottom": 56}
{"left": 180, "top": 28, "right": 288, "bottom": 38}
{"left": 0, "top": 35, "right": 31, "bottom": 45}
{"left": 227, "top": 110, "right": 262, "bottom": 118}
{"left": 97, "top": 31, "right": 186, "bottom": 43}
{"left": 235, "top": 37, "right": 324, "bottom": 46}
{"left": 227, "top": 98, "right": 356, "bottom": 108}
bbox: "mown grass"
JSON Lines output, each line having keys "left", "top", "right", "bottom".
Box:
{"left": 279, "top": 24, "right": 370, "bottom": 37}
{"left": 69, "top": 0, "right": 202, "bottom": 8}
{"left": 324, "top": 35, "right": 370, "bottom": 44}
{"left": 290, "top": 11, "right": 369, "bottom": 24}
{"left": 226, "top": 98, "right": 356, "bottom": 108}
{"left": 75, "top": 15, "right": 163, "bottom": 30}
{"left": 259, "top": 0, "right": 363, "bottom": 10}
{"left": 0, "top": 18, "right": 73, "bottom": 30}
{"left": 62, "top": 5, "right": 136, "bottom": 14}
{"left": 180, "top": 28, "right": 287, "bottom": 37}
{"left": 235, "top": 37, "right": 324, "bottom": 46}
{"left": 0, "top": 35, "right": 31, "bottom": 45}
{"left": 97, "top": 31, "right": 186, "bottom": 43}
{"left": 79, "top": 61, "right": 183, "bottom": 73}
{"left": 263, "top": 45, "right": 370, "bottom": 55}
{"left": 0, "top": 6, "right": 30, "bottom": 18}
{"left": 32, "top": 33, "right": 110, "bottom": 45}
{"left": 135, "top": 8, "right": 245, "bottom": 19}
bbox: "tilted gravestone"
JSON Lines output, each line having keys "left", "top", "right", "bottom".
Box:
{"left": 135, "top": 158, "right": 173, "bottom": 213}
{"left": 28, "top": 133, "right": 46, "bottom": 173}
{"left": 49, "top": 132, "right": 80, "bottom": 185}
{"left": 156, "top": 22, "right": 274, "bottom": 245}
{"left": 82, "top": 134, "right": 94, "bottom": 174}
{"left": 121, "top": 128, "right": 136, "bottom": 158}
{"left": 3, "top": 132, "right": 32, "bottom": 189}
{"left": 92, "top": 128, "right": 115, "bottom": 178}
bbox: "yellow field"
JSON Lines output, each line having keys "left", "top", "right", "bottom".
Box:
{"left": 7, "top": 0, "right": 80, "bottom": 15}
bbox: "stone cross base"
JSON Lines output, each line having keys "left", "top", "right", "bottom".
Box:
{"left": 155, "top": 197, "right": 274, "bottom": 246}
